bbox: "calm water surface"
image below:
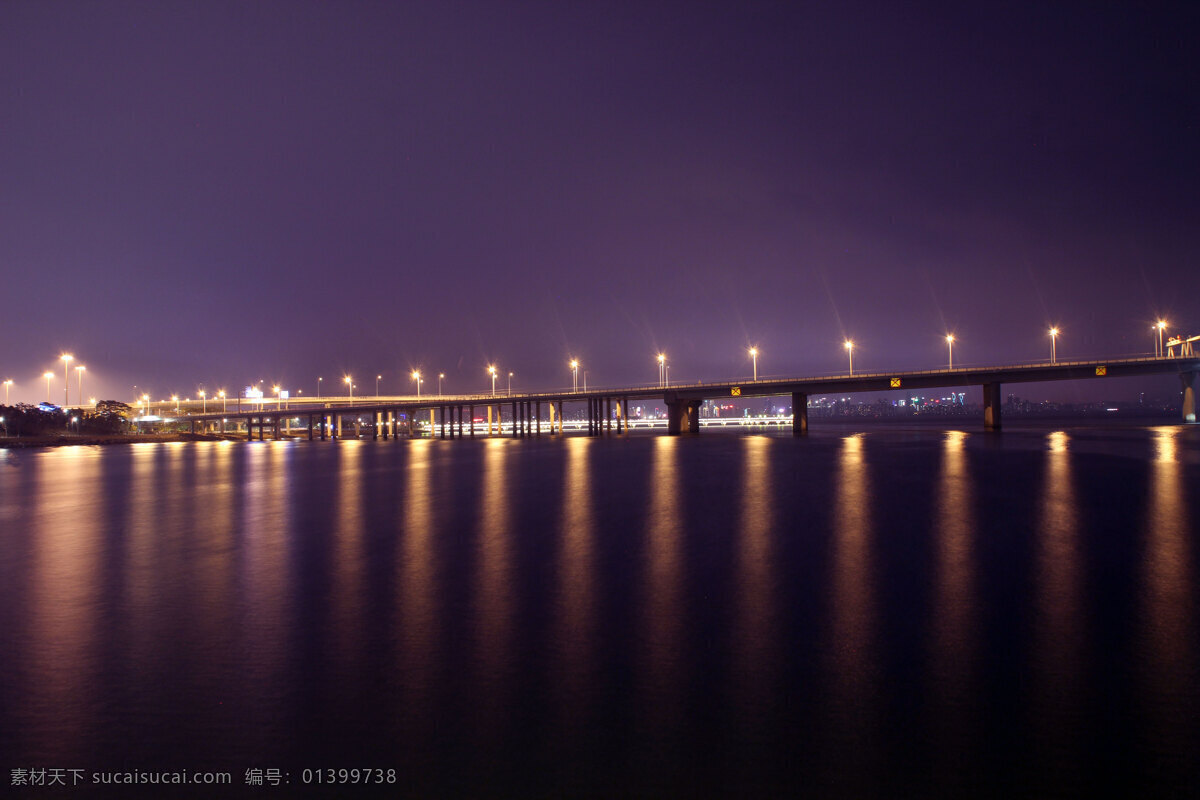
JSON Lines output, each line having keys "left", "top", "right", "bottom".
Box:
{"left": 1, "top": 425, "right": 1198, "bottom": 796}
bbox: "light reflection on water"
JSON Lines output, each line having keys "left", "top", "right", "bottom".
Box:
{"left": 1141, "top": 427, "right": 1196, "bottom": 775}
{"left": 825, "top": 433, "right": 877, "bottom": 789}
{"left": 1032, "top": 430, "right": 1083, "bottom": 789}
{"left": 0, "top": 426, "right": 1198, "bottom": 795}
{"left": 929, "top": 430, "right": 976, "bottom": 788}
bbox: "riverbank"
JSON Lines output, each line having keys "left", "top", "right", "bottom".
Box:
{"left": 0, "top": 432, "right": 243, "bottom": 449}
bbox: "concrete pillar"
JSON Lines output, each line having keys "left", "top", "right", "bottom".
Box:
{"left": 354, "top": 416, "right": 361, "bottom": 439}
{"left": 321, "top": 415, "right": 327, "bottom": 441}
{"left": 190, "top": 419, "right": 196, "bottom": 434}
{"left": 606, "top": 397, "right": 612, "bottom": 433}
{"left": 512, "top": 402, "right": 518, "bottom": 437}
{"left": 274, "top": 418, "right": 281, "bottom": 441}
{"left": 258, "top": 419, "right": 265, "bottom": 441}
{"left": 536, "top": 401, "right": 541, "bottom": 436}
{"left": 337, "top": 414, "right": 343, "bottom": 439}
{"left": 247, "top": 418, "right": 253, "bottom": 442}
{"left": 624, "top": 396, "right": 630, "bottom": 433}
{"left": 308, "top": 415, "right": 314, "bottom": 441}
{"left": 792, "top": 392, "right": 808, "bottom": 436}
{"left": 487, "top": 405, "right": 493, "bottom": 436}
{"left": 1183, "top": 372, "right": 1196, "bottom": 423}
{"left": 548, "top": 402, "right": 555, "bottom": 434}
{"left": 469, "top": 405, "right": 475, "bottom": 437}
{"left": 666, "top": 399, "right": 700, "bottom": 435}
{"left": 558, "top": 401, "right": 564, "bottom": 434}
{"left": 983, "top": 382, "right": 1002, "bottom": 431}
{"left": 373, "top": 412, "right": 379, "bottom": 441}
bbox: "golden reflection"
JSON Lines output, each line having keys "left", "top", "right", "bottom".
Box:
{"left": 825, "top": 433, "right": 877, "bottom": 786}
{"left": 238, "top": 442, "right": 293, "bottom": 690}
{"left": 1032, "top": 430, "right": 1082, "bottom": 783}
{"left": 555, "top": 436, "right": 596, "bottom": 719}
{"left": 26, "top": 447, "right": 103, "bottom": 756}
{"left": 733, "top": 436, "right": 776, "bottom": 762}
{"left": 330, "top": 441, "right": 364, "bottom": 664}
{"left": 399, "top": 439, "right": 438, "bottom": 718}
{"left": 475, "top": 438, "right": 514, "bottom": 731}
{"left": 929, "top": 430, "right": 976, "bottom": 785}
{"left": 1139, "top": 427, "right": 1194, "bottom": 761}
{"left": 126, "top": 445, "right": 159, "bottom": 669}
{"left": 192, "top": 443, "right": 237, "bottom": 654}
{"left": 640, "top": 436, "right": 684, "bottom": 742}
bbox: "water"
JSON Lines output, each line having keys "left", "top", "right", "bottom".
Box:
{"left": 1, "top": 425, "right": 1197, "bottom": 796}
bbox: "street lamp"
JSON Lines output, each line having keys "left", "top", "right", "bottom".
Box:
{"left": 1049, "top": 327, "right": 1059, "bottom": 364}
{"left": 376, "top": 374, "right": 382, "bottom": 397}
{"left": 44, "top": 372, "right": 54, "bottom": 402}
{"left": 946, "top": 334, "right": 955, "bottom": 369}
{"left": 3, "top": 379, "right": 12, "bottom": 404}
{"left": 1156, "top": 320, "right": 1168, "bottom": 357}
{"left": 218, "top": 390, "right": 226, "bottom": 413}
{"left": 488, "top": 365, "right": 497, "bottom": 394}
{"left": 75, "top": 365, "right": 86, "bottom": 404}
{"left": 570, "top": 359, "right": 579, "bottom": 392}
{"left": 199, "top": 389, "right": 206, "bottom": 413}
{"left": 438, "top": 373, "right": 444, "bottom": 397}
{"left": 657, "top": 353, "right": 666, "bottom": 387}
{"left": 61, "top": 354, "right": 73, "bottom": 405}
{"left": 318, "top": 376, "right": 322, "bottom": 399}
{"left": 749, "top": 347, "right": 758, "bottom": 381}
{"left": 412, "top": 370, "right": 422, "bottom": 398}
{"left": 508, "top": 371, "right": 513, "bottom": 396}
{"left": 172, "top": 395, "right": 180, "bottom": 413}
{"left": 142, "top": 393, "right": 150, "bottom": 416}
{"left": 273, "top": 385, "right": 282, "bottom": 409}
{"left": 344, "top": 375, "right": 353, "bottom": 400}
{"left": 844, "top": 340, "right": 854, "bottom": 376}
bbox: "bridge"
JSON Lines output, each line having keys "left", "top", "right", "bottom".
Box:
{"left": 169, "top": 355, "right": 1198, "bottom": 440}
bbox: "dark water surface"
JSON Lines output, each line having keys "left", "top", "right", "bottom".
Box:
{"left": 1, "top": 425, "right": 1198, "bottom": 797}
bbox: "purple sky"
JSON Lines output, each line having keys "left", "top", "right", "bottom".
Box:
{"left": 1, "top": 2, "right": 1195, "bottom": 404}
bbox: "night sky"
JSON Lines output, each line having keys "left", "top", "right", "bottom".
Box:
{"left": 2, "top": 2, "right": 1196, "bottom": 404}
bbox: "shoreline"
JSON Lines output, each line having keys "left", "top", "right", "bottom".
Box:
{"left": 0, "top": 433, "right": 242, "bottom": 449}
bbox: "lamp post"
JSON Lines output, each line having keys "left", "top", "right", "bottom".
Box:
{"left": 273, "top": 385, "right": 282, "bottom": 410}
{"left": 1157, "top": 320, "right": 1168, "bottom": 358}
{"left": 508, "top": 372, "right": 513, "bottom": 396}
{"left": 199, "top": 389, "right": 206, "bottom": 413}
{"left": 570, "top": 360, "right": 579, "bottom": 392}
{"left": 44, "top": 372, "right": 54, "bottom": 402}
{"left": 657, "top": 354, "right": 666, "bottom": 387}
{"left": 142, "top": 393, "right": 150, "bottom": 416}
{"left": 61, "top": 354, "right": 73, "bottom": 406}
{"left": 376, "top": 374, "right": 381, "bottom": 398}
{"left": 438, "top": 373, "right": 444, "bottom": 397}
{"left": 844, "top": 340, "right": 854, "bottom": 376}
{"left": 344, "top": 376, "right": 353, "bottom": 400}
{"left": 317, "top": 376, "right": 322, "bottom": 399}
{"left": 946, "top": 334, "right": 955, "bottom": 369}
{"left": 218, "top": 390, "right": 226, "bottom": 413}
{"left": 4, "top": 379, "right": 12, "bottom": 403}
{"left": 412, "top": 370, "right": 421, "bottom": 398}
{"left": 1049, "top": 328, "right": 1059, "bottom": 364}
{"left": 749, "top": 347, "right": 758, "bottom": 381}
{"left": 75, "top": 365, "right": 86, "bottom": 405}
{"left": 172, "top": 395, "right": 180, "bottom": 413}
{"left": 488, "top": 365, "right": 497, "bottom": 394}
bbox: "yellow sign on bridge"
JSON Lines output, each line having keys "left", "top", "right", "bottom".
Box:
{"left": 1095, "top": 366, "right": 1107, "bottom": 376}
{"left": 890, "top": 377, "right": 902, "bottom": 388}
{"left": 731, "top": 387, "right": 741, "bottom": 397}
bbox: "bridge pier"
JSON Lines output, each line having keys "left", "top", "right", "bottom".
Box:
{"left": 792, "top": 392, "right": 808, "bottom": 436}
{"left": 983, "top": 382, "right": 1002, "bottom": 431}
{"left": 1183, "top": 372, "right": 1196, "bottom": 423}
{"left": 666, "top": 398, "right": 701, "bottom": 435}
